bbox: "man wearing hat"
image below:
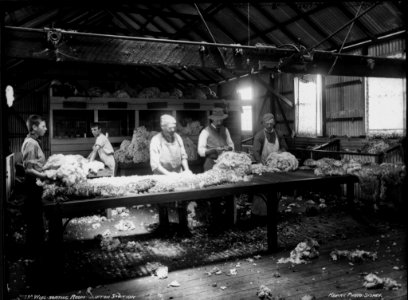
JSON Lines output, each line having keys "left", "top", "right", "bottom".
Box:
{"left": 253, "top": 113, "right": 288, "bottom": 164}
{"left": 150, "top": 114, "right": 191, "bottom": 231}
{"left": 198, "top": 107, "right": 235, "bottom": 171}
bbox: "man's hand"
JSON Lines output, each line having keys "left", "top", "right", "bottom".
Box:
{"left": 183, "top": 169, "right": 193, "bottom": 175}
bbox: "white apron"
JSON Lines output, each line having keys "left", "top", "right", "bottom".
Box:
{"left": 261, "top": 131, "right": 280, "bottom": 164}
{"left": 158, "top": 136, "right": 183, "bottom": 174}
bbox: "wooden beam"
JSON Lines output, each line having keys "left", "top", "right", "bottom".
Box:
{"left": 321, "top": 76, "right": 327, "bottom": 137}
{"left": 287, "top": 3, "right": 339, "bottom": 49}
{"left": 325, "top": 79, "right": 362, "bottom": 89}
{"left": 256, "top": 76, "right": 294, "bottom": 108}
{"left": 273, "top": 75, "right": 292, "bottom": 134}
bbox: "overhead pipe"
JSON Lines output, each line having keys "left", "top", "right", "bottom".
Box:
{"left": 4, "top": 25, "right": 281, "bottom": 50}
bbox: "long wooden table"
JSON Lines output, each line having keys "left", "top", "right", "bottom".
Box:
{"left": 43, "top": 170, "right": 358, "bottom": 252}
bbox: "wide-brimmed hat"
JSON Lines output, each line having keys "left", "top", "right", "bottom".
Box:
{"left": 208, "top": 107, "right": 228, "bottom": 120}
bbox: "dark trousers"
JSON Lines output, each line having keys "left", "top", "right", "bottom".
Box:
{"left": 204, "top": 158, "right": 235, "bottom": 230}
{"left": 23, "top": 178, "right": 45, "bottom": 253}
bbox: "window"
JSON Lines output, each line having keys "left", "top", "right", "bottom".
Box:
{"left": 238, "top": 87, "right": 253, "bottom": 132}
{"left": 241, "top": 106, "right": 253, "bottom": 131}
{"left": 366, "top": 77, "right": 406, "bottom": 135}
{"left": 294, "top": 75, "right": 322, "bottom": 136}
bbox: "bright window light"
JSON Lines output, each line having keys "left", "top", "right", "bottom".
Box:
{"left": 294, "top": 75, "right": 322, "bottom": 136}
{"left": 241, "top": 105, "right": 253, "bottom": 131}
{"left": 367, "top": 77, "right": 406, "bottom": 135}
{"left": 238, "top": 87, "right": 253, "bottom": 100}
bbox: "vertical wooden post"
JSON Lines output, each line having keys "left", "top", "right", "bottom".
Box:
{"left": 269, "top": 75, "right": 276, "bottom": 116}
{"left": 322, "top": 76, "right": 327, "bottom": 137}
{"left": 346, "top": 180, "right": 355, "bottom": 212}
{"left": 266, "top": 191, "right": 279, "bottom": 252}
{"left": 47, "top": 206, "right": 64, "bottom": 249}
{"left": 135, "top": 110, "right": 139, "bottom": 128}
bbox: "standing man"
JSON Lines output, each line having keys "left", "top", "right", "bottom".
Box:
{"left": 198, "top": 107, "right": 235, "bottom": 230}
{"left": 21, "top": 115, "right": 48, "bottom": 256}
{"left": 252, "top": 113, "right": 288, "bottom": 221}
{"left": 198, "top": 107, "right": 235, "bottom": 171}
{"left": 150, "top": 114, "right": 191, "bottom": 231}
{"left": 89, "top": 122, "right": 116, "bottom": 177}
{"left": 253, "top": 113, "right": 288, "bottom": 164}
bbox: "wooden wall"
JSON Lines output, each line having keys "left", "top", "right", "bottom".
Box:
{"left": 7, "top": 79, "right": 50, "bottom": 161}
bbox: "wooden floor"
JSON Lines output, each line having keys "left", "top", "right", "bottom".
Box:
{"left": 58, "top": 228, "right": 406, "bottom": 300}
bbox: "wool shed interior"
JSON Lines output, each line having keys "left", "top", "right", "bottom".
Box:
{"left": 0, "top": 1, "right": 407, "bottom": 299}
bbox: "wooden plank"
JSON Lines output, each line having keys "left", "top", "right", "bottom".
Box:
{"left": 64, "top": 231, "right": 405, "bottom": 299}
{"left": 325, "top": 79, "right": 363, "bottom": 89}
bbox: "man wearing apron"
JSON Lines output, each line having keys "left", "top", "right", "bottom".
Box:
{"left": 253, "top": 113, "right": 288, "bottom": 163}
{"left": 252, "top": 113, "right": 288, "bottom": 218}
{"left": 89, "top": 122, "right": 116, "bottom": 177}
{"left": 150, "top": 114, "right": 191, "bottom": 231}
{"left": 198, "top": 107, "right": 235, "bottom": 171}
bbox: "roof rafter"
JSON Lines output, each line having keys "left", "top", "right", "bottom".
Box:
{"left": 227, "top": 4, "right": 277, "bottom": 45}
{"left": 78, "top": 11, "right": 106, "bottom": 27}
{"left": 246, "top": 2, "right": 331, "bottom": 43}
{"left": 20, "top": 8, "right": 59, "bottom": 27}
{"left": 336, "top": 3, "right": 376, "bottom": 41}
{"left": 123, "top": 6, "right": 199, "bottom": 20}
{"left": 287, "top": 3, "right": 339, "bottom": 48}
{"left": 191, "top": 3, "right": 239, "bottom": 43}
{"left": 172, "top": 3, "right": 225, "bottom": 39}
{"left": 10, "top": 7, "right": 49, "bottom": 26}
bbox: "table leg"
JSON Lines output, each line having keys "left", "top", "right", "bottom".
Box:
{"left": 266, "top": 191, "right": 279, "bottom": 252}
{"left": 47, "top": 207, "right": 63, "bottom": 250}
{"left": 346, "top": 181, "right": 355, "bottom": 212}
{"left": 225, "top": 196, "right": 236, "bottom": 226}
{"left": 177, "top": 202, "right": 188, "bottom": 229}
{"left": 158, "top": 205, "right": 169, "bottom": 228}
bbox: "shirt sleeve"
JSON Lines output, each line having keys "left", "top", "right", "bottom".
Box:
{"left": 22, "top": 140, "right": 43, "bottom": 171}
{"left": 252, "top": 131, "right": 263, "bottom": 163}
{"left": 197, "top": 129, "right": 209, "bottom": 157}
{"left": 95, "top": 135, "right": 106, "bottom": 148}
{"left": 149, "top": 135, "right": 161, "bottom": 172}
{"left": 225, "top": 128, "right": 235, "bottom": 150}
